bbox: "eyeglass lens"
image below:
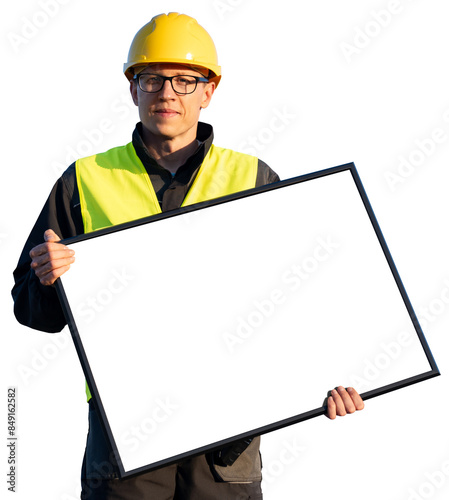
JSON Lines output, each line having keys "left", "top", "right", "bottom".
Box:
{"left": 138, "top": 74, "right": 199, "bottom": 94}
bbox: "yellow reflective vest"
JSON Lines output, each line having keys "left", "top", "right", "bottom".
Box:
{"left": 75, "top": 141, "right": 258, "bottom": 400}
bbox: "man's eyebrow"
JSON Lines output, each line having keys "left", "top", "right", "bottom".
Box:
{"left": 142, "top": 71, "right": 204, "bottom": 77}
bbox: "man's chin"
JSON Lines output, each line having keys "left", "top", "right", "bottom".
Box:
{"left": 142, "top": 123, "right": 178, "bottom": 141}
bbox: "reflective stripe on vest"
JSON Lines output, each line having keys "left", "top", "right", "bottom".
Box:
{"left": 76, "top": 141, "right": 258, "bottom": 400}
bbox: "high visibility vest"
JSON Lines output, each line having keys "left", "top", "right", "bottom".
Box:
{"left": 75, "top": 141, "right": 258, "bottom": 401}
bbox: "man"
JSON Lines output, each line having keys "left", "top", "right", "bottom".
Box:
{"left": 12, "top": 12, "right": 364, "bottom": 500}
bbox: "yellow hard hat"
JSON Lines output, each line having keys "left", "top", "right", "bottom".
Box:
{"left": 124, "top": 13, "right": 221, "bottom": 87}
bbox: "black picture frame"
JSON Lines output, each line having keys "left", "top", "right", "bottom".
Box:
{"left": 55, "top": 162, "right": 439, "bottom": 478}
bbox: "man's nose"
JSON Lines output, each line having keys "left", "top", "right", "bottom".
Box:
{"left": 158, "top": 79, "right": 175, "bottom": 98}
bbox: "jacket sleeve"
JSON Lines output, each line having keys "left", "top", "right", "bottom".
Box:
{"left": 256, "top": 159, "right": 280, "bottom": 187}
{"left": 11, "top": 165, "right": 83, "bottom": 333}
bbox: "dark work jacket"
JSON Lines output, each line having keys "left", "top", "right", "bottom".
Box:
{"left": 12, "top": 121, "right": 279, "bottom": 483}
{"left": 12, "top": 122, "right": 279, "bottom": 332}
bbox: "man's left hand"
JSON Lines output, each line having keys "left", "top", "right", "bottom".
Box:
{"left": 326, "top": 386, "right": 364, "bottom": 420}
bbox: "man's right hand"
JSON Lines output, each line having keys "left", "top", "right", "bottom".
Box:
{"left": 29, "top": 229, "right": 75, "bottom": 286}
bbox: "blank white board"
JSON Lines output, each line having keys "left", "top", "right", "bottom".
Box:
{"left": 56, "top": 163, "right": 438, "bottom": 478}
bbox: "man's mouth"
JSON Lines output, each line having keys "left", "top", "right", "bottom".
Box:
{"left": 154, "top": 109, "right": 179, "bottom": 117}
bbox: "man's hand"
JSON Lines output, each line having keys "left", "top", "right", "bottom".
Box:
{"left": 29, "top": 229, "right": 75, "bottom": 286}
{"left": 326, "top": 386, "right": 364, "bottom": 420}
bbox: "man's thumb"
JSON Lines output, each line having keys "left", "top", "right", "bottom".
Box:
{"left": 44, "top": 229, "right": 61, "bottom": 243}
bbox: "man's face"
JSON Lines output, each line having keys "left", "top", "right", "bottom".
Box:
{"left": 130, "top": 63, "right": 215, "bottom": 144}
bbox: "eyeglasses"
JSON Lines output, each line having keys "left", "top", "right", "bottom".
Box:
{"left": 133, "top": 73, "right": 209, "bottom": 95}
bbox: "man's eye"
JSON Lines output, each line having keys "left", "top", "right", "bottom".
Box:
{"left": 177, "top": 77, "right": 195, "bottom": 85}
{"left": 140, "top": 75, "right": 161, "bottom": 84}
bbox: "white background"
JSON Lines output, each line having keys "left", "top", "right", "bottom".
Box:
{"left": 2, "top": 1, "right": 449, "bottom": 499}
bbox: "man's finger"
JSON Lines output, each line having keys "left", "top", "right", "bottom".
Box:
{"left": 28, "top": 229, "right": 75, "bottom": 287}
{"left": 330, "top": 388, "right": 347, "bottom": 416}
{"left": 30, "top": 246, "right": 74, "bottom": 268}
{"left": 32, "top": 254, "right": 75, "bottom": 275}
{"left": 37, "top": 264, "right": 73, "bottom": 286}
{"left": 336, "top": 386, "right": 357, "bottom": 414}
{"left": 30, "top": 241, "right": 73, "bottom": 260}
{"left": 326, "top": 395, "right": 337, "bottom": 420}
{"left": 29, "top": 230, "right": 63, "bottom": 259}
{"left": 347, "top": 387, "right": 365, "bottom": 411}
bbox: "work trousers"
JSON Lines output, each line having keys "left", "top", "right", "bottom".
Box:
{"left": 81, "top": 402, "right": 263, "bottom": 500}
{"left": 81, "top": 454, "right": 263, "bottom": 500}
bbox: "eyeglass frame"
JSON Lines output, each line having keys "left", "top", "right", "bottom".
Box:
{"left": 132, "top": 73, "right": 210, "bottom": 95}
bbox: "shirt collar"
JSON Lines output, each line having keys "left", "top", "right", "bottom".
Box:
{"left": 132, "top": 121, "right": 214, "bottom": 176}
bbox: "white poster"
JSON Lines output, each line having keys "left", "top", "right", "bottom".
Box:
{"left": 58, "top": 165, "right": 437, "bottom": 476}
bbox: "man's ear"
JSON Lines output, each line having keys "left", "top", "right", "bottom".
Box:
{"left": 130, "top": 80, "right": 139, "bottom": 106}
{"left": 200, "top": 82, "right": 216, "bottom": 110}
